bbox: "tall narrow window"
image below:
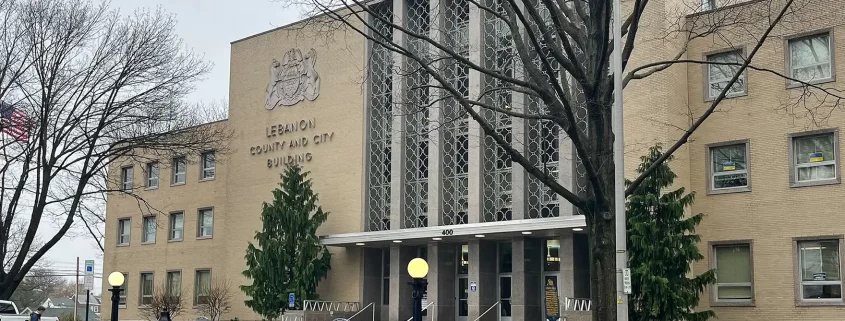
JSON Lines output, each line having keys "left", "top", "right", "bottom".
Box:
{"left": 791, "top": 131, "right": 837, "bottom": 185}
{"left": 545, "top": 240, "right": 561, "bottom": 271}
{"left": 798, "top": 240, "right": 842, "bottom": 301}
{"left": 139, "top": 273, "right": 154, "bottom": 305}
{"left": 117, "top": 218, "right": 130, "bottom": 245}
{"left": 166, "top": 271, "right": 181, "bottom": 296}
{"left": 172, "top": 157, "right": 186, "bottom": 185}
{"left": 201, "top": 151, "right": 215, "bottom": 180}
{"left": 195, "top": 270, "right": 211, "bottom": 305}
{"left": 142, "top": 216, "right": 156, "bottom": 244}
{"left": 382, "top": 250, "right": 390, "bottom": 305}
{"left": 706, "top": 51, "right": 746, "bottom": 99}
{"left": 121, "top": 166, "right": 134, "bottom": 192}
{"left": 713, "top": 244, "right": 753, "bottom": 302}
{"left": 789, "top": 33, "right": 833, "bottom": 84}
{"left": 198, "top": 208, "right": 213, "bottom": 238}
{"left": 146, "top": 162, "right": 159, "bottom": 188}
{"left": 169, "top": 212, "right": 184, "bottom": 241}
{"left": 118, "top": 273, "right": 128, "bottom": 307}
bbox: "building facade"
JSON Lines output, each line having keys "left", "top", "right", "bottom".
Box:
{"left": 102, "top": 0, "right": 845, "bottom": 320}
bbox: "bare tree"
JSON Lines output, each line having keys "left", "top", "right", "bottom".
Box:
{"left": 138, "top": 284, "right": 187, "bottom": 321}
{"left": 195, "top": 277, "right": 233, "bottom": 321}
{"left": 0, "top": 0, "right": 231, "bottom": 299}
{"left": 284, "top": 0, "right": 837, "bottom": 318}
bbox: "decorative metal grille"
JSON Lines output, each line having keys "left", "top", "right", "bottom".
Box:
{"left": 526, "top": 3, "right": 561, "bottom": 219}
{"left": 482, "top": 0, "right": 514, "bottom": 222}
{"left": 366, "top": 2, "right": 394, "bottom": 231}
{"left": 440, "top": 0, "right": 470, "bottom": 225}
{"left": 402, "top": 0, "right": 431, "bottom": 229}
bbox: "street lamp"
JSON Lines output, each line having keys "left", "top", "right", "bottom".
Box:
{"left": 107, "top": 272, "right": 125, "bottom": 321}
{"left": 407, "top": 258, "right": 429, "bottom": 321}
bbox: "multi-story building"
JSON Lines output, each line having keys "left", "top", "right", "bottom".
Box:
{"left": 101, "top": 0, "right": 845, "bottom": 320}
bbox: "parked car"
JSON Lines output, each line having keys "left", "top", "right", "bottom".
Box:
{"left": 0, "top": 301, "right": 59, "bottom": 321}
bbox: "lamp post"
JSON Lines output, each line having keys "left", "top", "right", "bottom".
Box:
{"left": 107, "top": 272, "right": 125, "bottom": 321}
{"left": 407, "top": 258, "right": 429, "bottom": 321}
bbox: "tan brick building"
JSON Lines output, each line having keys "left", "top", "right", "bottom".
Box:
{"left": 101, "top": 0, "right": 845, "bottom": 320}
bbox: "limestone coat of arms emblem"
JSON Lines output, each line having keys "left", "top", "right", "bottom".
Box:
{"left": 265, "top": 48, "right": 321, "bottom": 110}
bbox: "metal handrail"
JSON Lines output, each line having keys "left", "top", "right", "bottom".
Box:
{"left": 563, "top": 297, "right": 591, "bottom": 311}
{"left": 347, "top": 302, "right": 375, "bottom": 321}
{"left": 472, "top": 301, "right": 500, "bottom": 321}
{"left": 405, "top": 301, "right": 436, "bottom": 321}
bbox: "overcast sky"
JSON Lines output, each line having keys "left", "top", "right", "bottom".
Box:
{"left": 42, "top": 0, "right": 301, "bottom": 294}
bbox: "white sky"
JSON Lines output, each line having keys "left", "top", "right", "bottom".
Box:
{"left": 41, "top": 0, "right": 301, "bottom": 294}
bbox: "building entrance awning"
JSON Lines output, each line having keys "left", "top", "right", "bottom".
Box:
{"left": 320, "top": 215, "right": 586, "bottom": 247}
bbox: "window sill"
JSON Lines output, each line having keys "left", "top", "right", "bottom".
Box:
{"left": 795, "top": 300, "right": 845, "bottom": 307}
{"left": 707, "top": 186, "right": 751, "bottom": 195}
{"left": 196, "top": 236, "right": 213, "bottom": 240}
{"left": 118, "top": 306, "right": 127, "bottom": 309}
{"left": 144, "top": 186, "right": 159, "bottom": 191}
{"left": 168, "top": 239, "right": 183, "bottom": 243}
{"left": 116, "top": 243, "right": 130, "bottom": 247}
{"left": 199, "top": 177, "right": 216, "bottom": 183}
{"left": 790, "top": 178, "right": 840, "bottom": 188}
{"left": 705, "top": 91, "right": 748, "bottom": 102}
{"left": 141, "top": 241, "right": 156, "bottom": 245}
{"left": 711, "top": 301, "right": 755, "bottom": 307}
{"left": 787, "top": 77, "right": 835, "bottom": 89}
{"left": 171, "top": 182, "right": 186, "bottom": 187}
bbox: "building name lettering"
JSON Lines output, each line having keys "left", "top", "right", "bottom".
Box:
{"left": 250, "top": 118, "right": 336, "bottom": 168}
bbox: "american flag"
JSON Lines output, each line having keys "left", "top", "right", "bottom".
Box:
{"left": 0, "top": 101, "right": 29, "bottom": 142}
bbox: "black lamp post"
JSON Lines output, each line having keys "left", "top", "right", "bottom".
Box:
{"left": 107, "top": 272, "right": 125, "bottom": 321}
{"left": 407, "top": 258, "right": 429, "bottom": 321}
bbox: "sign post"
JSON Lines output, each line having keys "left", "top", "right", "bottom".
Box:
{"left": 84, "top": 260, "right": 94, "bottom": 321}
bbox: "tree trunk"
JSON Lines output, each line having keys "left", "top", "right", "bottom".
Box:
{"left": 587, "top": 209, "right": 618, "bottom": 321}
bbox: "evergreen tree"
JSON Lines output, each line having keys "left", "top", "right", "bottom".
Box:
{"left": 241, "top": 164, "right": 332, "bottom": 319}
{"left": 626, "top": 146, "right": 716, "bottom": 321}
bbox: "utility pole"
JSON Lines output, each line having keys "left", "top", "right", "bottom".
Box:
{"left": 612, "top": 0, "right": 630, "bottom": 320}
{"left": 74, "top": 257, "right": 79, "bottom": 321}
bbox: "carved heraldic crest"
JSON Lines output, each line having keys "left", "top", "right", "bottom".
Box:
{"left": 265, "top": 48, "right": 320, "bottom": 109}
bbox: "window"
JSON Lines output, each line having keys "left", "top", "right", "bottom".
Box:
{"left": 118, "top": 273, "right": 128, "bottom": 307}
{"left": 146, "top": 162, "right": 159, "bottom": 188}
{"left": 142, "top": 216, "right": 156, "bottom": 244}
{"left": 172, "top": 157, "right": 186, "bottom": 185}
{"left": 713, "top": 244, "right": 753, "bottom": 302}
{"left": 545, "top": 240, "right": 561, "bottom": 272}
{"left": 200, "top": 151, "right": 215, "bottom": 180}
{"left": 790, "top": 131, "right": 838, "bottom": 186}
{"left": 702, "top": 0, "right": 716, "bottom": 10}
{"left": 117, "top": 218, "right": 130, "bottom": 245}
{"left": 709, "top": 142, "right": 749, "bottom": 193}
{"left": 706, "top": 51, "right": 747, "bottom": 99}
{"left": 798, "top": 239, "right": 842, "bottom": 301}
{"left": 382, "top": 250, "right": 390, "bottom": 305}
{"left": 166, "top": 271, "right": 181, "bottom": 296}
{"left": 92, "top": 306, "right": 98, "bottom": 313}
{"left": 788, "top": 33, "right": 833, "bottom": 84}
{"left": 198, "top": 208, "right": 213, "bottom": 238}
{"left": 139, "top": 273, "right": 154, "bottom": 305}
{"left": 121, "top": 166, "right": 133, "bottom": 192}
{"left": 195, "top": 270, "right": 211, "bottom": 305}
{"left": 169, "top": 212, "right": 184, "bottom": 241}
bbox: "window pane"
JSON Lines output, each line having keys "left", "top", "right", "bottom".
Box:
{"left": 712, "top": 144, "right": 747, "bottom": 173}
{"left": 499, "top": 243, "right": 512, "bottom": 273}
{"left": 459, "top": 244, "right": 469, "bottom": 275}
{"left": 545, "top": 240, "right": 561, "bottom": 271}
{"left": 718, "top": 285, "right": 753, "bottom": 300}
{"left": 798, "top": 164, "right": 836, "bottom": 181}
{"left": 795, "top": 133, "right": 835, "bottom": 164}
{"left": 708, "top": 51, "right": 746, "bottom": 98}
{"left": 790, "top": 34, "right": 832, "bottom": 82}
{"left": 170, "top": 214, "right": 184, "bottom": 240}
{"left": 800, "top": 240, "right": 841, "bottom": 281}
{"left": 803, "top": 285, "right": 842, "bottom": 299}
{"left": 143, "top": 217, "right": 155, "bottom": 242}
{"left": 716, "top": 245, "right": 752, "bottom": 283}
{"left": 167, "top": 272, "right": 181, "bottom": 295}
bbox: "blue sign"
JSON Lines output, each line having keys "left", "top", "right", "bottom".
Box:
{"left": 288, "top": 293, "right": 295, "bottom": 308}
{"left": 86, "top": 266, "right": 93, "bottom": 272}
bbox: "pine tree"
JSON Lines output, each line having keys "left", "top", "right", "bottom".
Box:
{"left": 626, "top": 146, "right": 716, "bottom": 321}
{"left": 241, "top": 164, "right": 332, "bottom": 319}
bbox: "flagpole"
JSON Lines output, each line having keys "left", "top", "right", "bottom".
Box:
{"left": 612, "top": 0, "right": 629, "bottom": 319}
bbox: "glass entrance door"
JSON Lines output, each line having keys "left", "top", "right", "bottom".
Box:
{"left": 457, "top": 244, "right": 469, "bottom": 321}
{"left": 498, "top": 243, "right": 512, "bottom": 321}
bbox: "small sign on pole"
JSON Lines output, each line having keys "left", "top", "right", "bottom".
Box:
{"left": 288, "top": 293, "right": 296, "bottom": 308}
{"left": 470, "top": 281, "right": 477, "bottom": 293}
{"left": 83, "top": 260, "right": 95, "bottom": 291}
{"left": 622, "top": 268, "right": 632, "bottom": 295}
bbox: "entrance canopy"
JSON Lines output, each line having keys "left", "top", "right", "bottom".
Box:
{"left": 320, "top": 216, "right": 586, "bottom": 247}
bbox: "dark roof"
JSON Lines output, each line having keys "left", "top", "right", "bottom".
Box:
{"left": 41, "top": 307, "right": 100, "bottom": 321}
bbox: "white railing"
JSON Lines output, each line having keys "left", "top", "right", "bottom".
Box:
{"left": 279, "top": 314, "right": 304, "bottom": 321}
{"left": 472, "top": 302, "right": 500, "bottom": 321}
{"left": 563, "top": 297, "right": 591, "bottom": 311}
{"left": 405, "top": 301, "right": 436, "bottom": 321}
{"left": 346, "top": 302, "right": 375, "bottom": 321}
{"left": 303, "top": 300, "right": 361, "bottom": 312}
